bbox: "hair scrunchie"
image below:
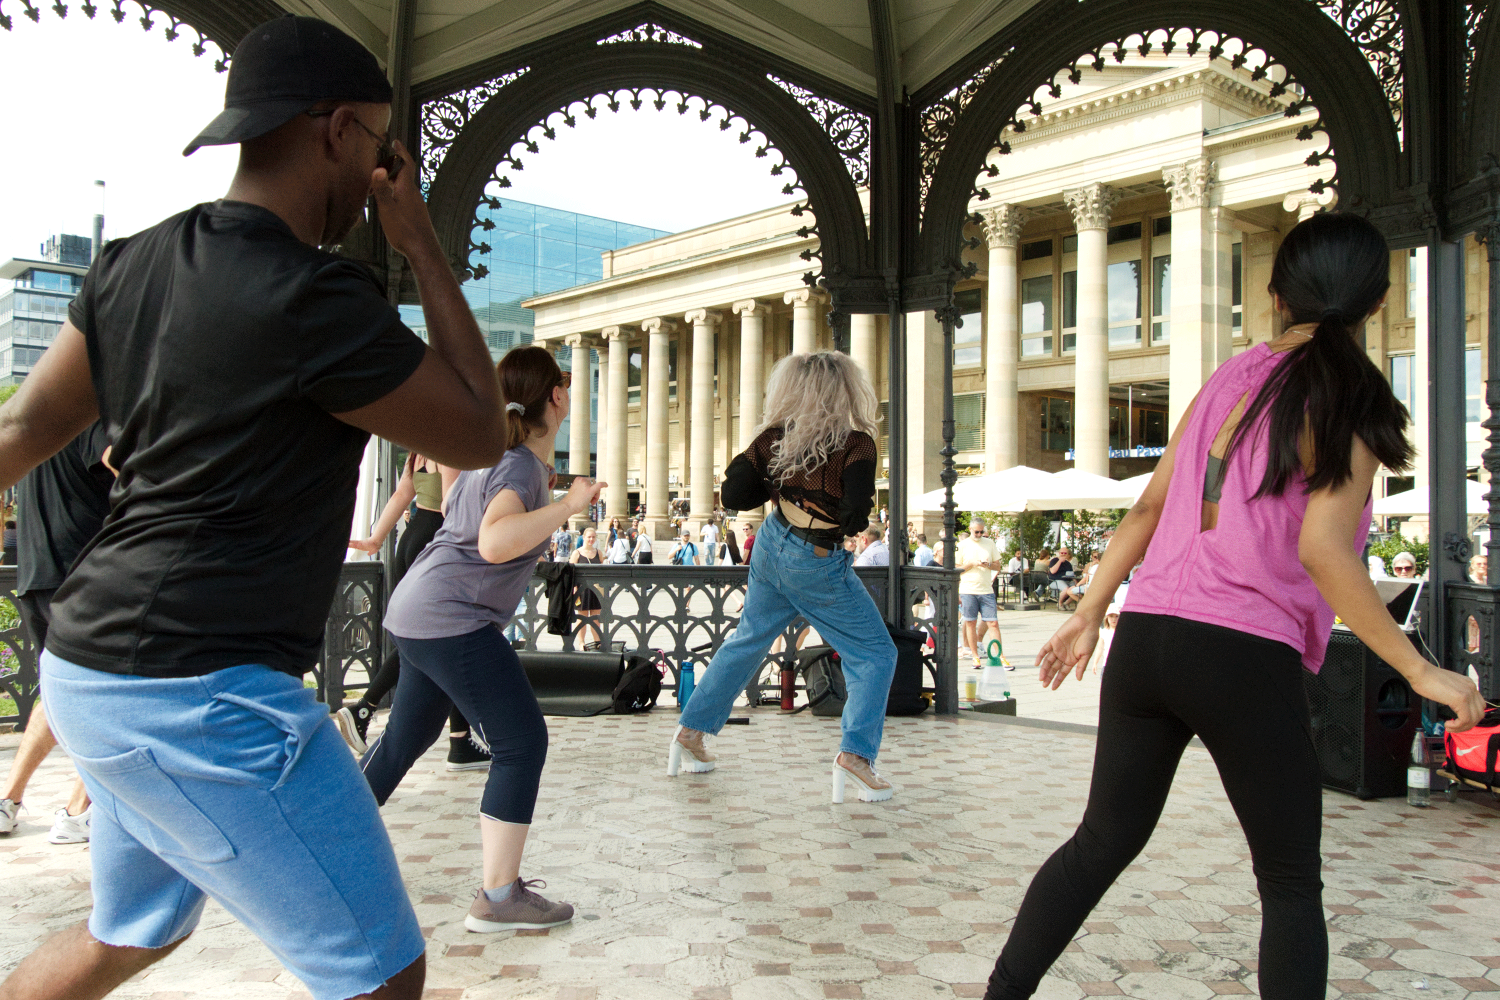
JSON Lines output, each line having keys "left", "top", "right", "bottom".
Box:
{"left": 506, "top": 401, "right": 526, "bottom": 415}
{"left": 1321, "top": 306, "right": 1345, "bottom": 322}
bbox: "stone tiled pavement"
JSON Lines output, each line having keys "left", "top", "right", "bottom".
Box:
{"left": 3, "top": 709, "right": 1498, "bottom": 999}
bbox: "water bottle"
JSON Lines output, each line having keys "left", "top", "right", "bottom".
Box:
{"left": 780, "top": 666, "right": 795, "bottom": 711}
{"left": 1407, "top": 731, "right": 1431, "bottom": 808}
{"left": 677, "top": 657, "right": 696, "bottom": 709}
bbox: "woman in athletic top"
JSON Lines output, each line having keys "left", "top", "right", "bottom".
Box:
{"left": 360, "top": 346, "right": 605, "bottom": 934}
{"left": 667, "top": 351, "right": 897, "bottom": 803}
{"left": 342, "top": 454, "right": 487, "bottom": 770}
{"left": 984, "top": 214, "right": 1485, "bottom": 1000}
{"left": 569, "top": 526, "right": 604, "bottom": 645}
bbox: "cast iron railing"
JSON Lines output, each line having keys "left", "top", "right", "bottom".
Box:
{"left": 0, "top": 561, "right": 962, "bottom": 729}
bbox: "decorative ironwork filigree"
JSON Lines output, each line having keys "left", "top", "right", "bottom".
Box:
{"left": 918, "top": 49, "right": 1012, "bottom": 219}
{"left": 0, "top": 568, "right": 39, "bottom": 729}
{"left": 309, "top": 562, "right": 385, "bottom": 708}
{"left": 419, "top": 68, "right": 530, "bottom": 193}
{"left": 0, "top": 0, "right": 229, "bottom": 70}
{"left": 597, "top": 22, "right": 701, "bottom": 48}
{"left": 1313, "top": 0, "right": 1403, "bottom": 134}
{"left": 1469, "top": 1, "right": 1490, "bottom": 91}
{"left": 464, "top": 88, "right": 816, "bottom": 283}
{"left": 766, "top": 73, "right": 870, "bottom": 186}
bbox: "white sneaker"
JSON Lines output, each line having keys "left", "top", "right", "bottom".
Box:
{"left": 48, "top": 806, "right": 90, "bottom": 844}
{"left": 0, "top": 798, "right": 17, "bottom": 835}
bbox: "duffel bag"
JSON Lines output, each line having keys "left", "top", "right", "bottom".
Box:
{"left": 1445, "top": 707, "right": 1500, "bottom": 789}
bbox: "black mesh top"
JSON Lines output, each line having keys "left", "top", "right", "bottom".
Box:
{"left": 721, "top": 426, "right": 878, "bottom": 539}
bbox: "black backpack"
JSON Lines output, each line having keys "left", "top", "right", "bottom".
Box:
{"left": 885, "top": 624, "right": 932, "bottom": 717}
{"left": 799, "top": 647, "right": 847, "bottom": 717}
{"left": 610, "top": 651, "right": 664, "bottom": 713}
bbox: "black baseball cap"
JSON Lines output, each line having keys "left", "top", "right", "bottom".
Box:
{"left": 183, "top": 15, "right": 393, "bottom": 156}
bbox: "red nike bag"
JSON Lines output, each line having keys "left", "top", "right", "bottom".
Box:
{"left": 1445, "top": 708, "right": 1500, "bottom": 790}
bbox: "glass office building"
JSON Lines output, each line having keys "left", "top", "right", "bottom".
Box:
{"left": 0, "top": 235, "right": 91, "bottom": 386}
{"left": 399, "top": 199, "right": 670, "bottom": 473}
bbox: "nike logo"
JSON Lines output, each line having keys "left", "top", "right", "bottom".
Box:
{"left": 1457, "top": 746, "right": 1480, "bottom": 756}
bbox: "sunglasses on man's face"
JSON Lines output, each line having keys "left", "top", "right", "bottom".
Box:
{"left": 308, "top": 109, "right": 402, "bottom": 182}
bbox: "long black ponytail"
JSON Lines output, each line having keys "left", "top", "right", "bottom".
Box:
{"left": 1227, "top": 213, "right": 1414, "bottom": 497}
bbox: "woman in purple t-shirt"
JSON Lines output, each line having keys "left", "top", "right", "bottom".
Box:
{"left": 360, "top": 346, "right": 604, "bottom": 936}
{"left": 985, "top": 215, "right": 1485, "bottom": 1000}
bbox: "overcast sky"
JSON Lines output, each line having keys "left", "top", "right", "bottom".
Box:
{"left": 0, "top": 16, "right": 798, "bottom": 258}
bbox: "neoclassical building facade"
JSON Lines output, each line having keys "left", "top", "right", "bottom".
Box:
{"left": 527, "top": 50, "right": 1491, "bottom": 540}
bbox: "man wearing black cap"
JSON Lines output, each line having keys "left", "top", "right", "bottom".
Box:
{"left": 0, "top": 15, "right": 503, "bottom": 1000}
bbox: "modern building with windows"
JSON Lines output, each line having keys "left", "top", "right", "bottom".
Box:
{"left": 399, "top": 198, "right": 669, "bottom": 473}
{"left": 0, "top": 234, "right": 91, "bottom": 386}
{"left": 522, "top": 47, "right": 1492, "bottom": 543}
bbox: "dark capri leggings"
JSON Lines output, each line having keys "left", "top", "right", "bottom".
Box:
{"left": 986, "top": 612, "right": 1326, "bottom": 1000}
{"left": 360, "top": 625, "right": 548, "bottom": 824}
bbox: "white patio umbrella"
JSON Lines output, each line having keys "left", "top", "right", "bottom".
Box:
{"left": 916, "top": 465, "right": 1054, "bottom": 511}
{"left": 1120, "top": 472, "right": 1154, "bottom": 500}
{"left": 1373, "top": 479, "right": 1488, "bottom": 517}
{"left": 1017, "top": 468, "right": 1138, "bottom": 511}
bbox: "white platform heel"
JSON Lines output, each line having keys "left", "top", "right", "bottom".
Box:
{"left": 832, "top": 753, "right": 893, "bottom": 803}
{"left": 667, "top": 726, "right": 717, "bottom": 776}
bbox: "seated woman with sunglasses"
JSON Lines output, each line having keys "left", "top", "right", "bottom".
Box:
{"left": 667, "top": 351, "right": 898, "bottom": 803}
{"left": 361, "top": 348, "right": 604, "bottom": 933}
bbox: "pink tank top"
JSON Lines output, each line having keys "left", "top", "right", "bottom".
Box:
{"left": 1123, "top": 343, "right": 1371, "bottom": 673}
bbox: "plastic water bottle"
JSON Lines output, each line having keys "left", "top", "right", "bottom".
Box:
{"left": 1407, "top": 731, "right": 1431, "bottom": 808}
{"left": 677, "top": 658, "right": 696, "bottom": 709}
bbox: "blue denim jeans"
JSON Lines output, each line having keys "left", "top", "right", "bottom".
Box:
{"left": 678, "top": 511, "right": 897, "bottom": 760}
{"left": 41, "top": 653, "right": 424, "bottom": 1000}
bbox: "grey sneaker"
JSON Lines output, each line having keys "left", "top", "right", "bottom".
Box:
{"left": 48, "top": 806, "right": 90, "bottom": 844}
{"left": 0, "top": 798, "right": 17, "bottom": 835}
{"left": 464, "top": 878, "right": 574, "bottom": 933}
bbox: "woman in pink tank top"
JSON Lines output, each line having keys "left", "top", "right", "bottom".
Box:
{"left": 985, "top": 215, "right": 1484, "bottom": 1000}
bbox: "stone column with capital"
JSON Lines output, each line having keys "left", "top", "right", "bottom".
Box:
{"left": 785, "top": 288, "right": 821, "bottom": 354}
{"left": 733, "top": 300, "right": 768, "bottom": 527}
{"left": 1162, "top": 158, "right": 1235, "bottom": 431}
{"left": 1064, "top": 183, "right": 1119, "bottom": 476}
{"left": 850, "top": 313, "right": 878, "bottom": 382}
{"left": 565, "top": 334, "right": 594, "bottom": 527}
{"left": 685, "top": 308, "right": 720, "bottom": 531}
{"left": 1283, "top": 188, "right": 1336, "bottom": 221}
{"left": 602, "top": 326, "right": 633, "bottom": 524}
{"left": 979, "top": 204, "right": 1027, "bottom": 472}
{"left": 642, "top": 317, "right": 676, "bottom": 538}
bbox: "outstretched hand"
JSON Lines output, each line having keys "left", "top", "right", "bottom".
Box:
{"left": 1036, "top": 611, "right": 1101, "bottom": 690}
{"left": 566, "top": 476, "right": 607, "bottom": 514}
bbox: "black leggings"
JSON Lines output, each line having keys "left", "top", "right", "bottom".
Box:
{"left": 360, "top": 626, "right": 548, "bottom": 824}
{"left": 986, "top": 612, "right": 1326, "bottom": 1000}
{"left": 361, "top": 509, "right": 468, "bottom": 734}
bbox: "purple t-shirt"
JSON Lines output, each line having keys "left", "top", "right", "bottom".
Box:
{"left": 384, "top": 446, "right": 551, "bottom": 639}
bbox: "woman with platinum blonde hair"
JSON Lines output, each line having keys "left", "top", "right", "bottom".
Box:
{"left": 667, "top": 351, "right": 899, "bottom": 802}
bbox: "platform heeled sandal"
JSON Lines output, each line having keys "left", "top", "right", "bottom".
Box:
{"left": 831, "top": 752, "right": 893, "bottom": 803}
{"left": 667, "top": 725, "right": 717, "bottom": 776}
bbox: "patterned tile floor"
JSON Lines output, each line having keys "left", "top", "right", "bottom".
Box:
{"left": 2, "top": 708, "right": 1498, "bottom": 999}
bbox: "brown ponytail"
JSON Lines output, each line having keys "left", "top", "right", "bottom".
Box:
{"left": 499, "top": 345, "right": 567, "bottom": 451}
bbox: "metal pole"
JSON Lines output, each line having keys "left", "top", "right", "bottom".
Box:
{"left": 886, "top": 297, "right": 905, "bottom": 623}
{"left": 939, "top": 306, "right": 958, "bottom": 568}
{"left": 1429, "top": 236, "right": 1467, "bottom": 670}
{"left": 92, "top": 179, "right": 105, "bottom": 263}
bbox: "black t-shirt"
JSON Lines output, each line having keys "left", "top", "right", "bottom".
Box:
{"left": 15, "top": 421, "right": 113, "bottom": 596}
{"left": 1049, "top": 559, "right": 1074, "bottom": 581}
{"left": 49, "top": 201, "right": 426, "bottom": 678}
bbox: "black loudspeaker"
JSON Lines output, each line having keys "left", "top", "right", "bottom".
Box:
{"left": 1304, "top": 630, "right": 1418, "bottom": 799}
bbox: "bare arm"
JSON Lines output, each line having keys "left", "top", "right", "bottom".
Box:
{"left": 350, "top": 464, "right": 415, "bottom": 552}
{"left": 478, "top": 476, "right": 605, "bottom": 565}
{"left": 1301, "top": 437, "right": 1485, "bottom": 731}
{"left": 0, "top": 322, "right": 99, "bottom": 493}
{"left": 1035, "top": 391, "right": 1200, "bottom": 688}
{"left": 332, "top": 142, "right": 504, "bottom": 469}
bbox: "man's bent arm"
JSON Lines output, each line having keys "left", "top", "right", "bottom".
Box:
{"left": 0, "top": 322, "right": 98, "bottom": 492}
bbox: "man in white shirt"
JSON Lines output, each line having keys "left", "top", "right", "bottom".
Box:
{"left": 853, "top": 525, "right": 889, "bottom": 566}
{"left": 699, "top": 518, "right": 721, "bottom": 566}
{"left": 956, "top": 520, "right": 1004, "bottom": 668}
{"left": 912, "top": 533, "right": 934, "bottom": 567}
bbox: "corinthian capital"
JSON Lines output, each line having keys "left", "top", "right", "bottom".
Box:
{"left": 1161, "top": 157, "right": 1215, "bottom": 212}
{"left": 1063, "top": 183, "right": 1120, "bottom": 231}
{"left": 978, "top": 204, "right": 1029, "bottom": 249}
